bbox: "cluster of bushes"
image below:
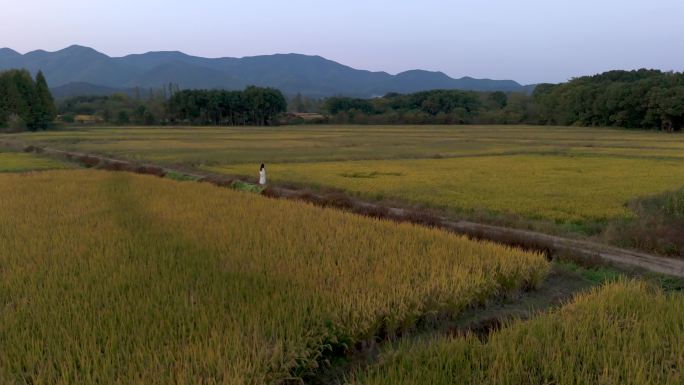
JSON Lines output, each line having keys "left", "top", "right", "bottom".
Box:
{"left": 0, "top": 69, "right": 56, "bottom": 131}
{"left": 606, "top": 188, "right": 684, "bottom": 256}
{"left": 322, "top": 69, "right": 684, "bottom": 131}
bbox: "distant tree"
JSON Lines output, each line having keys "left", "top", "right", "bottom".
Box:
{"left": 324, "top": 97, "right": 374, "bottom": 115}
{"left": 291, "top": 93, "right": 306, "bottom": 113}
{"left": 488, "top": 91, "right": 508, "bottom": 109}
{"left": 34, "top": 70, "right": 57, "bottom": 129}
{"left": 62, "top": 113, "right": 75, "bottom": 123}
{"left": 646, "top": 86, "right": 684, "bottom": 132}
{"left": 116, "top": 110, "right": 130, "bottom": 125}
{"left": 132, "top": 105, "right": 147, "bottom": 124}
{"left": 502, "top": 93, "right": 530, "bottom": 123}
{"left": 0, "top": 69, "right": 52, "bottom": 131}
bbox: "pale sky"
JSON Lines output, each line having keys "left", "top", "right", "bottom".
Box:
{"left": 2, "top": 0, "right": 683, "bottom": 84}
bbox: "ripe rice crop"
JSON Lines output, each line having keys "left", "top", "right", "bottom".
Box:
{"left": 0, "top": 170, "right": 548, "bottom": 384}
{"left": 350, "top": 280, "right": 684, "bottom": 385}
{"left": 9, "top": 125, "right": 684, "bottom": 224}
{"left": 10, "top": 125, "right": 684, "bottom": 166}
{"left": 0, "top": 151, "right": 70, "bottom": 172}
{"left": 209, "top": 154, "right": 684, "bottom": 223}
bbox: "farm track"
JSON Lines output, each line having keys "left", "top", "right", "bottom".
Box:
{"left": 3, "top": 137, "right": 684, "bottom": 279}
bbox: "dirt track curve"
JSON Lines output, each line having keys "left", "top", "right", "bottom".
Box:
{"left": 3, "top": 138, "right": 684, "bottom": 278}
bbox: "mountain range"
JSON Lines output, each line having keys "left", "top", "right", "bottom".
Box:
{"left": 0, "top": 45, "right": 536, "bottom": 98}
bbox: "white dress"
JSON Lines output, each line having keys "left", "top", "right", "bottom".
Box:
{"left": 259, "top": 169, "right": 266, "bottom": 185}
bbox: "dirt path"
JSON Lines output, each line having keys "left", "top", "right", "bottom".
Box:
{"left": 4, "top": 138, "right": 684, "bottom": 278}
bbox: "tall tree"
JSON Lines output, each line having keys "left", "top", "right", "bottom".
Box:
{"left": 34, "top": 70, "right": 57, "bottom": 129}
{"left": 0, "top": 69, "right": 40, "bottom": 131}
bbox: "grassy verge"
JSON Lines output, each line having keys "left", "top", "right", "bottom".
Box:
{"left": 163, "top": 170, "right": 201, "bottom": 182}
{"left": 231, "top": 180, "right": 265, "bottom": 193}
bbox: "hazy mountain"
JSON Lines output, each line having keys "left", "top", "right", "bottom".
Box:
{"left": 0, "top": 45, "right": 536, "bottom": 97}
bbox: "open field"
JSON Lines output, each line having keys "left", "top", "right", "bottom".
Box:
{"left": 0, "top": 169, "right": 547, "bottom": 384}
{"left": 8, "top": 125, "right": 684, "bottom": 226}
{"left": 350, "top": 280, "right": 684, "bottom": 385}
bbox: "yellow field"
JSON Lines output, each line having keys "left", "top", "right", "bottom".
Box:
{"left": 351, "top": 280, "right": 684, "bottom": 385}
{"left": 0, "top": 151, "right": 70, "bottom": 172}
{"left": 208, "top": 154, "right": 684, "bottom": 223}
{"left": 0, "top": 170, "right": 547, "bottom": 384}
{"left": 9, "top": 125, "right": 684, "bottom": 165}
{"left": 8, "top": 125, "right": 684, "bottom": 225}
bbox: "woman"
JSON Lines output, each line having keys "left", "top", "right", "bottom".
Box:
{"left": 259, "top": 163, "right": 267, "bottom": 185}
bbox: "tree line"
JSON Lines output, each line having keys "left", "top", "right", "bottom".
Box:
{"left": 59, "top": 93, "right": 168, "bottom": 125}
{"left": 4, "top": 68, "right": 682, "bottom": 131}
{"left": 166, "top": 87, "right": 287, "bottom": 126}
{"left": 321, "top": 69, "right": 684, "bottom": 131}
{"left": 57, "top": 86, "right": 287, "bottom": 126}
{"left": 532, "top": 70, "right": 684, "bottom": 131}
{"left": 0, "top": 69, "right": 56, "bottom": 131}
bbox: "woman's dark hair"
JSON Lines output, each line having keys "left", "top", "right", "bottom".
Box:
{"left": 260, "top": 163, "right": 265, "bottom": 170}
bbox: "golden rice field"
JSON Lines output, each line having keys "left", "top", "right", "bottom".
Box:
{"left": 0, "top": 150, "right": 70, "bottom": 172}
{"left": 0, "top": 169, "right": 548, "bottom": 384}
{"left": 9, "top": 125, "right": 684, "bottom": 165}
{"left": 350, "top": 280, "right": 684, "bottom": 385}
{"left": 8, "top": 125, "right": 684, "bottom": 225}
{"left": 208, "top": 154, "right": 684, "bottom": 223}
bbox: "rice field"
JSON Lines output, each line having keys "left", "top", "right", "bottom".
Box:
{"left": 2, "top": 129, "right": 683, "bottom": 384}
{"left": 0, "top": 150, "right": 70, "bottom": 172}
{"left": 210, "top": 154, "right": 684, "bottom": 223}
{"left": 0, "top": 169, "right": 548, "bottom": 384}
{"left": 9, "top": 125, "right": 684, "bottom": 165}
{"left": 350, "top": 280, "right": 684, "bottom": 385}
{"left": 8, "top": 125, "right": 684, "bottom": 225}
